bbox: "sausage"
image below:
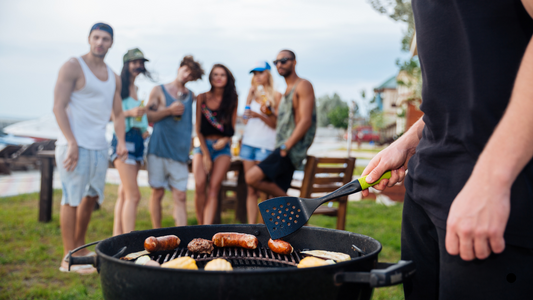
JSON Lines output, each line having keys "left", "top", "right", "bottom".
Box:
{"left": 212, "top": 232, "right": 258, "bottom": 249}
{"left": 144, "top": 235, "right": 181, "bottom": 252}
{"left": 268, "top": 238, "right": 293, "bottom": 255}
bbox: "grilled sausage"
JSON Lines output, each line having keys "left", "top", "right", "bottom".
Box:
{"left": 144, "top": 235, "right": 181, "bottom": 252}
{"left": 268, "top": 239, "right": 293, "bottom": 255}
{"left": 212, "top": 232, "right": 258, "bottom": 249}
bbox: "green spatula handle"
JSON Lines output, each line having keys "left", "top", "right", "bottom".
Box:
{"left": 317, "top": 171, "right": 392, "bottom": 204}
{"left": 357, "top": 171, "right": 392, "bottom": 190}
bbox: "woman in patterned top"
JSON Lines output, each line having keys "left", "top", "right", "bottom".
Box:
{"left": 192, "top": 64, "right": 238, "bottom": 225}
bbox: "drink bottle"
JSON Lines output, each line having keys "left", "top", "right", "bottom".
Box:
{"left": 135, "top": 100, "right": 145, "bottom": 122}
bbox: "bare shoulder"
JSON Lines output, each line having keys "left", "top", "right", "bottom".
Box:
{"left": 59, "top": 57, "right": 82, "bottom": 78}
{"left": 197, "top": 92, "right": 207, "bottom": 102}
{"left": 295, "top": 79, "right": 315, "bottom": 100}
{"left": 148, "top": 85, "right": 164, "bottom": 104}
{"left": 297, "top": 79, "right": 314, "bottom": 92}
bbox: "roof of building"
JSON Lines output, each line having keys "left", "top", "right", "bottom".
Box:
{"left": 374, "top": 75, "right": 397, "bottom": 91}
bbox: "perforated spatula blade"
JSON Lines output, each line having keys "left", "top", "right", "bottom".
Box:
{"left": 259, "top": 171, "right": 391, "bottom": 240}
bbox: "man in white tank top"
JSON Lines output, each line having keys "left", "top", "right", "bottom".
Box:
{"left": 53, "top": 23, "right": 127, "bottom": 274}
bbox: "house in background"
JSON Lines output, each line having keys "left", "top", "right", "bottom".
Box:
{"left": 372, "top": 32, "right": 423, "bottom": 145}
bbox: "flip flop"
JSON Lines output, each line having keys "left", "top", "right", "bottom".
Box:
{"left": 63, "top": 251, "right": 96, "bottom": 262}
{"left": 59, "top": 264, "right": 96, "bottom": 275}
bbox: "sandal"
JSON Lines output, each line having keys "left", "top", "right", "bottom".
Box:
{"left": 63, "top": 251, "right": 96, "bottom": 262}
{"left": 59, "top": 264, "right": 96, "bottom": 275}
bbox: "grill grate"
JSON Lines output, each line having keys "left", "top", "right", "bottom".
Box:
{"left": 150, "top": 247, "right": 304, "bottom": 269}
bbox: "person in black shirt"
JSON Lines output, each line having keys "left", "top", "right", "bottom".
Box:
{"left": 362, "top": 1, "right": 533, "bottom": 299}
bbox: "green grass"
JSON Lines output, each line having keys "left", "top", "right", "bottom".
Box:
{"left": 0, "top": 185, "right": 404, "bottom": 300}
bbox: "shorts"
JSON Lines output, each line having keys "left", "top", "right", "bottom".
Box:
{"left": 110, "top": 128, "right": 144, "bottom": 165}
{"left": 192, "top": 139, "right": 231, "bottom": 161}
{"left": 147, "top": 154, "right": 188, "bottom": 191}
{"left": 257, "top": 148, "right": 296, "bottom": 192}
{"left": 55, "top": 145, "right": 108, "bottom": 206}
{"left": 239, "top": 144, "right": 273, "bottom": 162}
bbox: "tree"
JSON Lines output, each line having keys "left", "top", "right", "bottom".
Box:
{"left": 368, "top": 0, "right": 415, "bottom": 51}
{"left": 317, "top": 93, "right": 352, "bottom": 127}
{"left": 328, "top": 106, "right": 350, "bottom": 129}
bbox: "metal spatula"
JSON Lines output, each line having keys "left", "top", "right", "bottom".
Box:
{"left": 259, "top": 171, "right": 392, "bottom": 239}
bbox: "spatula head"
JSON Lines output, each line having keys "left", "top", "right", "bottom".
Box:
{"left": 258, "top": 196, "right": 319, "bottom": 240}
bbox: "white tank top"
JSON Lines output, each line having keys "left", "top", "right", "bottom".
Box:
{"left": 56, "top": 57, "right": 116, "bottom": 150}
{"left": 241, "top": 100, "right": 276, "bottom": 150}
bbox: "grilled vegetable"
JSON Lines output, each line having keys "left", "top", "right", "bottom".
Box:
{"left": 300, "top": 250, "right": 351, "bottom": 262}
{"left": 297, "top": 257, "right": 335, "bottom": 268}
{"left": 135, "top": 255, "right": 152, "bottom": 265}
{"left": 121, "top": 250, "right": 150, "bottom": 261}
{"left": 161, "top": 256, "right": 198, "bottom": 270}
{"left": 204, "top": 258, "right": 233, "bottom": 271}
{"left": 144, "top": 260, "right": 161, "bottom": 267}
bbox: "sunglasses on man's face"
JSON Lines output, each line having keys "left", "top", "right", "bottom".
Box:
{"left": 273, "top": 57, "right": 294, "bottom": 65}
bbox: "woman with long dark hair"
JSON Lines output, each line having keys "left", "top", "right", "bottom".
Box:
{"left": 111, "top": 48, "right": 152, "bottom": 235}
{"left": 193, "top": 64, "right": 238, "bottom": 225}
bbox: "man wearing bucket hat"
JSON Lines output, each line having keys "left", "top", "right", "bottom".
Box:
{"left": 111, "top": 48, "right": 153, "bottom": 237}
{"left": 241, "top": 61, "right": 282, "bottom": 223}
{"left": 53, "top": 22, "right": 127, "bottom": 274}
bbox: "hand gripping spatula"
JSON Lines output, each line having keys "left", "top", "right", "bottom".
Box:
{"left": 259, "top": 171, "right": 392, "bottom": 240}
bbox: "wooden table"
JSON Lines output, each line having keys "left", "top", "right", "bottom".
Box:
{"left": 37, "top": 150, "right": 247, "bottom": 224}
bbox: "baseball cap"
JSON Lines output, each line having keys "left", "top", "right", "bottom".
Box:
{"left": 123, "top": 48, "right": 149, "bottom": 63}
{"left": 249, "top": 61, "right": 271, "bottom": 73}
{"left": 89, "top": 22, "right": 113, "bottom": 39}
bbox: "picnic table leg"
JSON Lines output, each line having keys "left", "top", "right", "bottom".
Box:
{"left": 39, "top": 156, "right": 54, "bottom": 222}
{"left": 235, "top": 164, "right": 247, "bottom": 224}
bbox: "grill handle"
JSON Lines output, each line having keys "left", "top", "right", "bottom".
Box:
{"left": 67, "top": 240, "right": 101, "bottom": 271}
{"left": 334, "top": 260, "right": 415, "bottom": 287}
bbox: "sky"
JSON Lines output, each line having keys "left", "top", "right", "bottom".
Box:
{"left": 0, "top": 0, "right": 410, "bottom": 120}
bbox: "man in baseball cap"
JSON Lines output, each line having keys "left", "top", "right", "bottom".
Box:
{"left": 89, "top": 22, "right": 113, "bottom": 39}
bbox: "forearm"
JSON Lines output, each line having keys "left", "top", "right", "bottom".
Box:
{"left": 396, "top": 117, "right": 424, "bottom": 154}
{"left": 258, "top": 114, "right": 276, "bottom": 129}
{"left": 197, "top": 132, "right": 211, "bottom": 158}
{"left": 113, "top": 111, "right": 126, "bottom": 144}
{"left": 147, "top": 108, "right": 171, "bottom": 123}
{"left": 53, "top": 107, "right": 77, "bottom": 145}
{"left": 473, "top": 38, "right": 533, "bottom": 188}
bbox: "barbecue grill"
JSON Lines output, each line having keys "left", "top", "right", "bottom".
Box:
{"left": 70, "top": 224, "right": 414, "bottom": 300}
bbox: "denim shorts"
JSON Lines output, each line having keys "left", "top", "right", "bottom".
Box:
{"left": 239, "top": 144, "right": 273, "bottom": 162}
{"left": 193, "top": 139, "right": 231, "bottom": 161}
{"left": 55, "top": 145, "right": 108, "bottom": 206}
{"left": 110, "top": 128, "right": 144, "bottom": 165}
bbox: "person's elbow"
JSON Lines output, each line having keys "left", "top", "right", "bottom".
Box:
{"left": 301, "top": 117, "right": 312, "bottom": 131}
{"left": 52, "top": 102, "right": 65, "bottom": 118}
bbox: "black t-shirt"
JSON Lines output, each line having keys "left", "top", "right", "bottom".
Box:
{"left": 406, "top": 0, "right": 533, "bottom": 247}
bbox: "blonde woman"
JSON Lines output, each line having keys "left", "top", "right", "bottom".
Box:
{"left": 241, "top": 61, "right": 282, "bottom": 223}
